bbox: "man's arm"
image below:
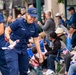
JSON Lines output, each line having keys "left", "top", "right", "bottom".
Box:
{"left": 66, "top": 15, "right": 75, "bottom": 25}
{"left": 66, "top": 20, "right": 73, "bottom": 25}
{"left": 38, "top": 20, "right": 51, "bottom": 31}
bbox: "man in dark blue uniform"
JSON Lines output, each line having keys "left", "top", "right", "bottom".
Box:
{"left": 5, "top": 7, "right": 43, "bottom": 75}
{"left": 0, "top": 13, "right": 9, "bottom": 75}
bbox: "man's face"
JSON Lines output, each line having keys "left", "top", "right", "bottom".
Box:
{"left": 49, "top": 36, "right": 52, "bottom": 41}
{"left": 69, "top": 10, "right": 74, "bottom": 15}
{"left": 7, "top": 17, "right": 12, "bottom": 23}
{"left": 45, "top": 13, "right": 48, "bottom": 19}
{"left": 68, "top": 28, "right": 74, "bottom": 34}
{"left": 21, "top": 9, "right": 25, "bottom": 15}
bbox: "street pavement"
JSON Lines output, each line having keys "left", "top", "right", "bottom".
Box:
{"left": 0, "top": 71, "right": 64, "bottom": 75}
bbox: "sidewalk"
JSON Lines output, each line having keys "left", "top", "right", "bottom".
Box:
{"left": 28, "top": 71, "right": 64, "bottom": 75}
{"left": 0, "top": 71, "right": 64, "bottom": 75}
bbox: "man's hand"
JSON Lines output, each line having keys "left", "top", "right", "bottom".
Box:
{"left": 63, "top": 17, "right": 66, "bottom": 21}
{"left": 37, "top": 21, "right": 42, "bottom": 25}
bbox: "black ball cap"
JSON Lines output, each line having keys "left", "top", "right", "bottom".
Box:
{"left": 68, "top": 7, "right": 75, "bottom": 11}
{"left": 68, "top": 23, "right": 76, "bottom": 30}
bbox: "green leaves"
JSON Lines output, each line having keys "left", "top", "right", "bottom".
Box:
{"left": 57, "top": 0, "right": 64, "bottom": 3}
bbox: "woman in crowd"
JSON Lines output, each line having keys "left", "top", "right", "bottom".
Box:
{"left": 55, "top": 13, "right": 66, "bottom": 27}
{"left": 5, "top": 7, "right": 43, "bottom": 75}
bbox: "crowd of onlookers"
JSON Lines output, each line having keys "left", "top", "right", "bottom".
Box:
{"left": 1, "top": 6, "right": 76, "bottom": 75}
{"left": 26, "top": 6, "right": 76, "bottom": 75}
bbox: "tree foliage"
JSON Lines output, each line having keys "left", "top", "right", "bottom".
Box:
{"left": 57, "top": 0, "right": 64, "bottom": 3}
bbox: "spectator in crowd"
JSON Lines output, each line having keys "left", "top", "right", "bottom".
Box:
{"left": 65, "top": 7, "right": 76, "bottom": 26}
{"left": 28, "top": 33, "right": 46, "bottom": 54}
{"left": 68, "top": 63, "right": 76, "bottom": 75}
{"left": 38, "top": 10, "right": 55, "bottom": 39}
{"left": 55, "top": 13, "right": 66, "bottom": 27}
{"left": 44, "top": 31, "right": 61, "bottom": 72}
{"left": 38, "top": 33, "right": 47, "bottom": 53}
{"left": 27, "top": 34, "right": 47, "bottom": 73}
{"left": 55, "top": 26, "right": 71, "bottom": 75}
{"left": 0, "top": 13, "right": 9, "bottom": 75}
{"left": 5, "top": 7, "right": 43, "bottom": 75}
{"left": 68, "top": 53, "right": 76, "bottom": 75}
{"left": 17, "top": 14, "right": 21, "bottom": 18}
{"left": 6, "top": 16, "right": 13, "bottom": 27}
{"left": 64, "top": 49, "right": 71, "bottom": 75}
{"left": 55, "top": 27, "right": 66, "bottom": 44}
{"left": 20, "top": 7, "right": 26, "bottom": 16}
{"left": 64, "top": 23, "right": 76, "bottom": 75}
{"left": 41, "top": 12, "right": 46, "bottom": 25}
{"left": 68, "top": 23, "right": 76, "bottom": 48}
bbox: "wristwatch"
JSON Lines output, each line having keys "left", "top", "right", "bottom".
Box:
{"left": 5, "top": 37, "right": 10, "bottom": 42}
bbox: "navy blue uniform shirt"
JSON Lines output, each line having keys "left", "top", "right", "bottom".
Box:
{"left": 8, "top": 18, "right": 38, "bottom": 54}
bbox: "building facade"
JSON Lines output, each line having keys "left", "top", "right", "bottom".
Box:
{"left": 44, "top": 0, "right": 65, "bottom": 18}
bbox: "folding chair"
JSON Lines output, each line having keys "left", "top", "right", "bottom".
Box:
{"left": 55, "top": 50, "right": 65, "bottom": 75}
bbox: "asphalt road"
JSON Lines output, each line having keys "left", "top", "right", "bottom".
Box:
{"left": 0, "top": 71, "right": 64, "bottom": 75}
